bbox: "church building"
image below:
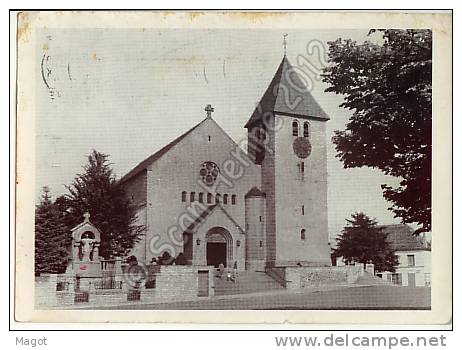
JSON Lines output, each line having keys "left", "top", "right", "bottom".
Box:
{"left": 119, "top": 55, "right": 332, "bottom": 270}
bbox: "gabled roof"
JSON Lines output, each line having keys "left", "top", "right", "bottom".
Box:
{"left": 380, "top": 224, "right": 431, "bottom": 251}
{"left": 70, "top": 219, "right": 101, "bottom": 233}
{"left": 245, "top": 56, "right": 329, "bottom": 128}
{"left": 184, "top": 204, "right": 245, "bottom": 235}
{"left": 118, "top": 118, "right": 207, "bottom": 185}
{"left": 245, "top": 186, "right": 266, "bottom": 198}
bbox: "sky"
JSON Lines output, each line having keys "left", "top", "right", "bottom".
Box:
{"left": 35, "top": 28, "right": 404, "bottom": 240}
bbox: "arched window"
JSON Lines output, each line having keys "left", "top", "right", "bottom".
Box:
{"left": 301, "top": 229, "right": 306, "bottom": 240}
{"left": 292, "top": 121, "right": 299, "bottom": 136}
{"left": 231, "top": 194, "right": 236, "bottom": 205}
{"left": 181, "top": 191, "right": 187, "bottom": 202}
{"left": 223, "top": 194, "right": 228, "bottom": 205}
{"left": 215, "top": 193, "right": 221, "bottom": 204}
{"left": 198, "top": 192, "right": 204, "bottom": 203}
{"left": 190, "top": 192, "right": 195, "bottom": 202}
{"left": 207, "top": 193, "right": 212, "bottom": 204}
{"left": 303, "top": 122, "right": 309, "bottom": 138}
{"left": 254, "top": 127, "right": 266, "bottom": 141}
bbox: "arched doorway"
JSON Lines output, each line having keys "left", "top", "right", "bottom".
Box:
{"left": 206, "top": 227, "right": 232, "bottom": 267}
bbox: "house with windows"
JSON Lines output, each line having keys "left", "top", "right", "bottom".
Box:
{"left": 376, "top": 224, "right": 431, "bottom": 287}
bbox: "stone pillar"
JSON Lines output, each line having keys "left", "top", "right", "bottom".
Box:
{"left": 92, "top": 243, "right": 100, "bottom": 261}
{"left": 114, "top": 257, "right": 124, "bottom": 284}
{"left": 244, "top": 187, "right": 266, "bottom": 271}
{"left": 88, "top": 279, "right": 96, "bottom": 304}
{"left": 73, "top": 242, "right": 80, "bottom": 261}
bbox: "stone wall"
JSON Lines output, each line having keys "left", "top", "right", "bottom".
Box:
{"left": 258, "top": 118, "right": 277, "bottom": 265}
{"left": 122, "top": 170, "right": 147, "bottom": 207}
{"left": 245, "top": 194, "right": 267, "bottom": 271}
{"left": 283, "top": 266, "right": 364, "bottom": 290}
{"left": 35, "top": 274, "right": 58, "bottom": 308}
{"left": 154, "top": 265, "right": 214, "bottom": 301}
{"left": 121, "top": 171, "right": 148, "bottom": 261}
{"left": 35, "top": 274, "right": 76, "bottom": 308}
{"left": 35, "top": 266, "right": 215, "bottom": 309}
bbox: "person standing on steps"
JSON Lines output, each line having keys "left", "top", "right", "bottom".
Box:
{"left": 217, "top": 262, "right": 225, "bottom": 278}
{"left": 232, "top": 261, "right": 238, "bottom": 283}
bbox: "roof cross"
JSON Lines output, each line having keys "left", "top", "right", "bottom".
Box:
{"left": 205, "top": 104, "right": 214, "bottom": 118}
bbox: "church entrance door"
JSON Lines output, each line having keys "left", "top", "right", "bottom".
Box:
{"left": 206, "top": 242, "right": 227, "bottom": 267}
{"left": 205, "top": 226, "right": 232, "bottom": 268}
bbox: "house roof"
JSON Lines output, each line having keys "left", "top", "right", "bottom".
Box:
{"left": 118, "top": 118, "right": 207, "bottom": 185}
{"left": 184, "top": 204, "right": 245, "bottom": 235}
{"left": 380, "top": 224, "right": 430, "bottom": 251}
{"left": 245, "top": 186, "right": 266, "bottom": 198}
{"left": 245, "top": 56, "right": 329, "bottom": 128}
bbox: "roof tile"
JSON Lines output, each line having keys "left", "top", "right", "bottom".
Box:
{"left": 245, "top": 56, "right": 329, "bottom": 128}
{"left": 380, "top": 224, "right": 430, "bottom": 251}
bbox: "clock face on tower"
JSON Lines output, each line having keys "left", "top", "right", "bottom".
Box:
{"left": 293, "top": 137, "right": 312, "bottom": 159}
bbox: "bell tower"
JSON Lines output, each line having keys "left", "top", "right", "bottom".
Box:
{"left": 245, "top": 56, "right": 331, "bottom": 267}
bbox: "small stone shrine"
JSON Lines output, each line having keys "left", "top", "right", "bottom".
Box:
{"left": 69, "top": 212, "right": 102, "bottom": 278}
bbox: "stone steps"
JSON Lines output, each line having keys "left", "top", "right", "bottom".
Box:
{"left": 213, "top": 271, "right": 285, "bottom": 296}
{"left": 355, "top": 273, "right": 393, "bottom": 286}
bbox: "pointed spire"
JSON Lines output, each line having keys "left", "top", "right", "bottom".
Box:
{"left": 245, "top": 56, "right": 329, "bottom": 128}
{"left": 283, "top": 34, "right": 288, "bottom": 57}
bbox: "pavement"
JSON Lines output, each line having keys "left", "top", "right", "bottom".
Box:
{"left": 89, "top": 285, "right": 431, "bottom": 310}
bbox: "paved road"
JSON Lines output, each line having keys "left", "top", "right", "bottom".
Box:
{"left": 92, "top": 285, "right": 430, "bottom": 310}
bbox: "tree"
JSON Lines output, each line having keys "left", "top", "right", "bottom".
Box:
{"left": 322, "top": 30, "right": 432, "bottom": 234}
{"left": 334, "top": 213, "right": 398, "bottom": 272}
{"left": 56, "top": 150, "right": 143, "bottom": 259}
{"left": 35, "top": 187, "right": 70, "bottom": 274}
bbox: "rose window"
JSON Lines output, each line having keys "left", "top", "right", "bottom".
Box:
{"left": 200, "top": 161, "right": 220, "bottom": 186}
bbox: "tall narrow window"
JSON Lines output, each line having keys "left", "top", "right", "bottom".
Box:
{"left": 231, "top": 194, "right": 236, "bottom": 205}
{"left": 259, "top": 216, "right": 262, "bottom": 222}
{"left": 302, "top": 205, "right": 305, "bottom": 215}
{"left": 292, "top": 121, "right": 299, "bottom": 136}
{"left": 391, "top": 273, "right": 402, "bottom": 285}
{"left": 301, "top": 229, "right": 306, "bottom": 240}
{"left": 181, "top": 191, "right": 187, "bottom": 202}
{"left": 198, "top": 192, "right": 204, "bottom": 203}
{"left": 215, "top": 193, "right": 221, "bottom": 204}
{"left": 259, "top": 240, "right": 263, "bottom": 248}
{"left": 301, "top": 162, "right": 305, "bottom": 173}
{"left": 223, "top": 194, "right": 228, "bottom": 205}
{"left": 407, "top": 255, "right": 415, "bottom": 266}
{"left": 303, "top": 122, "right": 309, "bottom": 138}
{"left": 207, "top": 193, "right": 212, "bottom": 204}
{"left": 190, "top": 192, "right": 195, "bottom": 202}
